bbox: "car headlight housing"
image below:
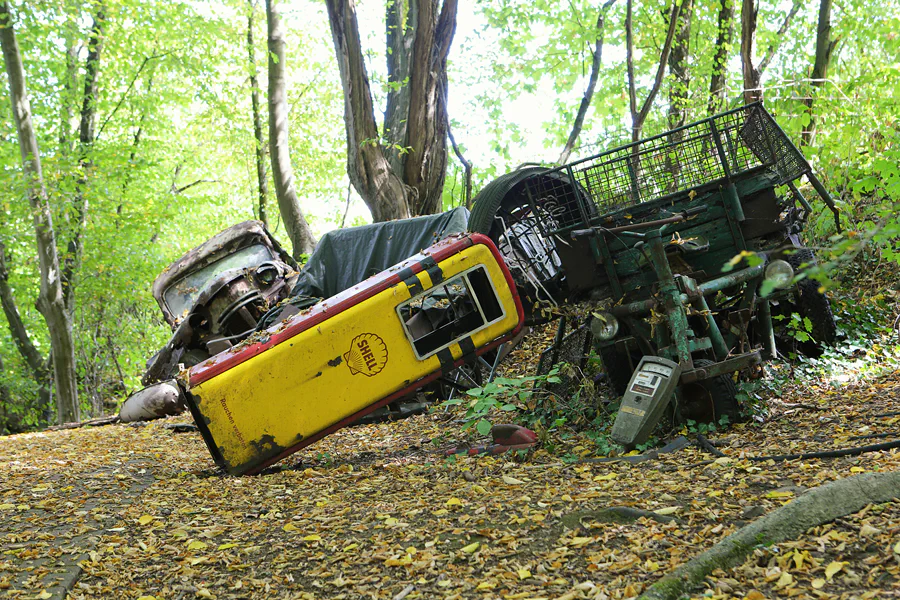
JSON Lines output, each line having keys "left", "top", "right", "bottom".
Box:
{"left": 591, "top": 312, "right": 620, "bottom": 341}
{"left": 764, "top": 259, "right": 794, "bottom": 289}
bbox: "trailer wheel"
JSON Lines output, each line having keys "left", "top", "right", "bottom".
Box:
{"left": 785, "top": 248, "right": 837, "bottom": 347}
{"left": 598, "top": 345, "right": 634, "bottom": 397}
{"left": 679, "top": 359, "right": 740, "bottom": 425}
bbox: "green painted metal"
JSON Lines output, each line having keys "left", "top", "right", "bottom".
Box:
{"left": 757, "top": 299, "right": 777, "bottom": 360}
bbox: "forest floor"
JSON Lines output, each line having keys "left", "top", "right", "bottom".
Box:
{"left": 2, "top": 364, "right": 900, "bottom": 599}
{"left": 2, "top": 284, "right": 900, "bottom": 600}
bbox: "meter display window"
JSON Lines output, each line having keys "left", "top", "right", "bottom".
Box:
{"left": 398, "top": 266, "right": 505, "bottom": 360}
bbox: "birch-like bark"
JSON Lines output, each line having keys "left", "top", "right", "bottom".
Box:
{"left": 265, "top": 0, "right": 317, "bottom": 255}
{"left": 0, "top": 1, "right": 80, "bottom": 424}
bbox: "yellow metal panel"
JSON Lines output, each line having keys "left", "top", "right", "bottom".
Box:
{"left": 189, "top": 242, "right": 519, "bottom": 473}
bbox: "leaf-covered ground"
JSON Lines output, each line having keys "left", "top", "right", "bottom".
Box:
{"left": 2, "top": 370, "right": 900, "bottom": 599}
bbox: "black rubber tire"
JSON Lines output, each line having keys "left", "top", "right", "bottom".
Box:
{"left": 468, "top": 167, "right": 550, "bottom": 235}
{"left": 598, "top": 345, "right": 635, "bottom": 397}
{"left": 785, "top": 248, "right": 837, "bottom": 346}
{"left": 679, "top": 359, "right": 740, "bottom": 425}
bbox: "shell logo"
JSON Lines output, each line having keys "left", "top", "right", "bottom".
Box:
{"left": 344, "top": 333, "right": 388, "bottom": 377}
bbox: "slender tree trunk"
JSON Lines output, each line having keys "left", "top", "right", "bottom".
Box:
{"left": 247, "top": 0, "right": 269, "bottom": 227}
{"left": 558, "top": 0, "right": 616, "bottom": 165}
{"left": 667, "top": 0, "right": 692, "bottom": 130}
{"left": 757, "top": 0, "right": 802, "bottom": 76}
{"left": 59, "top": 11, "right": 80, "bottom": 156}
{"left": 265, "top": 0, "right": 317, "bottom": 256}
{"left": 326, "top": 0, "right": 457, "bottom": 221}
{"left": 626, "top": 0, "right": 682, "bottom": 143}
{"left": 707, "top": 0, "right": 733, "bottom": 115}
{"left": 0, "top": 1, "right": 80, "bottom": 424}
{"left": 740, "top": 0, "right": 760, "bottom": 104}
{"left": 63, "top": 3, "right": 105, "bottom": 313}
{"left": 801, "top": 0, "right": 837, "bottom": 147}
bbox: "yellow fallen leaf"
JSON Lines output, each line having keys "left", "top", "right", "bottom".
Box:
{"left": 708, "top": 490, "right": 723, "bottom": 497}
{"left": 343, "top": 543, "right": 358, "bottom": 552}
{"left": 746, "top": 591, "right": 766, "bottom": 600}
{"left": 187, "top": 540, "right": 207, "bottom": 551}
{"left": 384, "top": 517, "right": 399, "bottom": 525}
{"left": 302, "top": 534, "right": 322, "bottom": 541}
{"left": 37, "top": 593, "right": 52, "bottom": 600}
{"left": 568, "top": 537, "right": 593, "bottom": 547}
{"left": 461, "top": 542, "right": 480, "bottom": 553}
{"left": 432, "top": 509, "right": 449, "bottom": 516}
{"left": 446, "top": 498, "right": 462, "bottom": 506}
{"left": 623, "top": 584, "right": 638, "bottom": 597}
{"left": 825, "top": 561, "right": 846, "bottom": 581}
{"left": 654, "top": 506, "right": 680, "bottom": 515}
{"left": 217, "top": 543, "right": 237, "bottom": 550}
{"left": 476, "top": 582, "right": 494, "bottom": 590}
{"left": 472, "top": 485, "right": 486, "bottom": 494}
{"left": 195, "top": 589, "right": 215, "bottom": 599}
{"left": 850, "top": 466, "right": 866, "bottom": 473}
{"left": 502, "top": 475, "right": 524, "bottom": 485}
{"left": 811, "top": 578, "right": 826, "bottom": 589}
{"left": 136, "top": 596, "right": 157, "bottom": 600}
{"left": 561, "top": 494, "right": 573, "bottom": 502}
{"left": 894, "top": 541, "right": 900, "bottom": 554}
{"left": 138, "top": 515, "right": 154, "bottom": 526}
{"left": 282, "top": 523, "right": 298, "bottom": 532}
{"left": 766, "top": 491, "right": 794, "bottom": 499}
{"left": 859, "top": 523, "right": 880, "bottom": 537}
{"left": 0, "top": 504, "right": 15, "bottom": 511}
{"left": 517, "top": 568, "right": 531, "bottom": 579}
{"left": 593, "top": 473, "right": 616, "bottom": 481}
{"left": 775, "top": 571, "right": 793, "bottom": 588}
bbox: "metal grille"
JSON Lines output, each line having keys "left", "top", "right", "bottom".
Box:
{"left": 534, "top": 319, "right": 593, "bottom": 399}
{"left": 525, "top": 104, "right": 811, "bottom": 229}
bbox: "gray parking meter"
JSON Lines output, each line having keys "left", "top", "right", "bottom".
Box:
{"left": 611, "top": 356, "right": 682, "bottom": 447}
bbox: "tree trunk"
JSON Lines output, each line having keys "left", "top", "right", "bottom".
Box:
{"left": 558, "top": 0, "right": 616, "bottom": 165}
{"left": 265, "top": 0, "right": 317, "bottom": 256}
{"left": 326, "top": 0, "right": 457, "bottom": 221}
{"left": 626, "top": 0, "right": 682, "bottom": 143}
{"left": 0, "top": 1, "right": 80, "bottom": 424}
{"left": 801, "top": 0, "right": 837, "bottom": 147}
{"left": 667, "top": 0, "right": 692, "bottom": 130}
{"left": 247, "top": 0, "right": 269, "bottom": 227}
{"left": 59, "top": 11, "right": 80, "bottom": 156}
{"left": 63, "top": 3, "right": 105, "bottom": 313}
{"left": 740, "top": 0, "right": 760, "bottom": 104}
{"left": 707, "top": 0, "right": 733, "bottom": 114}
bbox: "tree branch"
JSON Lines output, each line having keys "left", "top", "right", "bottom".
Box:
{"left": 627, "top": 0, "right": 682, "bottom": 142}
{"left": 558, "top": 0, "right": 616, "bottom": 164}
{"left": 96, "top": 51, "right": 170, "bottom": 141}
{"left": 758, "top": 0, "right": 802, "bottom": 75}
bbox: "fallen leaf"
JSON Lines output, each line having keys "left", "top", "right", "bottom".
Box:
{"left": 502, "top": 475, "right": 525, "bottom": 485}
{"left": 825, "top": 561, "right": 846, "bottom": 581}
{"left": 138, "top": 514, "right": 154, "bottom": 526}
{"left": 517, "top": 568, "right": 531, "bottom": 579}
{"left": 811, "top": 578, "right": 826, "bottom": 589}
{"left": 654, "top": 506, "right": 680, "bottom": 515}
{"left": 302, "top": 534, "right": 322, "bottom": 541}
{"left": 461, "top": 542, "right": 480, "bottom": 553}
{"left": 187, "top": 540, "right": 207, "bottom": 551}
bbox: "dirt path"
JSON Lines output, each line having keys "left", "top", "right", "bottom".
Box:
{"left": 1, "top": 374, "right": 899, "bottom": 599}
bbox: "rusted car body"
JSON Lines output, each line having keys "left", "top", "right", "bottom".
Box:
{"left": 142, "top": 221, "right": 299, "bottom": 386}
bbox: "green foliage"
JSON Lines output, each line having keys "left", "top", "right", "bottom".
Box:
{"left": 441, "top": 367, "right": 562, "bottom": 436}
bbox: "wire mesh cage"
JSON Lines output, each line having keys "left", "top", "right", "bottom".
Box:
{"left": 525, "top": 103, "right": 811, "bottom": 230}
